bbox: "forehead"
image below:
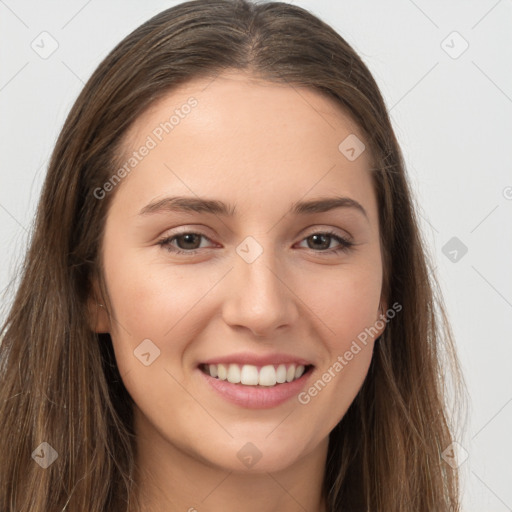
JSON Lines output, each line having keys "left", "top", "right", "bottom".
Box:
{"left": 125, "top": 70, "right": 367, "bottom": 156}
{"left": 115, "top": 70, "right": 377, "bottom": 225}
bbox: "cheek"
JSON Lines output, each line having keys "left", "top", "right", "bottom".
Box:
{"left": 104, "top": 247, "right": 204, "bottom": 335}
{"left": 101, "top": 250, "right": 206, "bottom": 428}
{"left": 102, "top": 243, "right": 229, "bottom": 384}
{"left": 304, "top": 261, "right": 383, "bottom": 348}
{"left": 294, "top": 262, "right": 381, "bottom": 421}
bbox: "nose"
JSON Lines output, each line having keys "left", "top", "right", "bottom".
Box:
{"left": 221, "top": 246, "right": 299, "bottom": 338}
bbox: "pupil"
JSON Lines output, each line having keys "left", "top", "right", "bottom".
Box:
{"left": 310, "top": 234, "right": 329, "bottom": 250}
{"left": 179, "top": 234, "right": 200, "bottom": 249}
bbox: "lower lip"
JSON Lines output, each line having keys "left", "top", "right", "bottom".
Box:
{"left": 197, "top": 366, "right": 314, "bottom": 409}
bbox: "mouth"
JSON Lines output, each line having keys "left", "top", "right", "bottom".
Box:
{"left": 198, "top": 362, "right": 315, "bottom": 387}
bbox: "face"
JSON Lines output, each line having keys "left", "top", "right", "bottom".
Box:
{"left": 93, "top": 71, "right": 386, "bottom": 473}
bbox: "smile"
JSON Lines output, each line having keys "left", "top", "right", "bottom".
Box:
{"left": 197, "top": 362, "right": 315, "bottom": 409}
{"left": 199, "top": 363, "right": 313, "bottom": 387}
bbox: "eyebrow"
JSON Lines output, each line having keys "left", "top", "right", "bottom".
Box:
{"left": 139, "top": 195, "right": 368, "bottom": 221}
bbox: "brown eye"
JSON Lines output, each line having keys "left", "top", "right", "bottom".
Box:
{"left": 298, "top": 231, "right": 354, "bottom": 254}
{"left": 158, "top": 232, "right": 213, "bottom": 254}
{"left": 307, "top": 233, "right": 332, "bottom": 250}
{"left": 174, "top": 233, "right": 203, "bottom": 250}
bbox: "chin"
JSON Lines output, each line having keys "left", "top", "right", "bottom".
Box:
{"left": 199, "top": 435, "right": 312, "bottom": 474}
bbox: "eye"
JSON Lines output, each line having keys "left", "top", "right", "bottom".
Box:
{"left": 296, "top": 230, "right": 354, "bottom": 254}
{"left": 158, "top": 232, "right": 214, "bottom": 255}
{"left": 157, "top": 229, "right": 355, "bottom": 256}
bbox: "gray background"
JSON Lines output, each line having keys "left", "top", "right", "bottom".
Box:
{"left": 1, "top": 1, "right": 511, "bottom": 509}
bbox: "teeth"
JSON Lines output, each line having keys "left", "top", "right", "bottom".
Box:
{"left": 217, "top": 363, "right": 227, "bottom": 380}
{"left": 240, "top": 365, "right": 259, "bottom": 385}
{"left": 259, "top": 365, "right": 276, "bottom": 386}
{"left": 227, "top": 364, "right": 241, "bottom": 383}
{"left": 295, "top": 365, "right": 305, "bottom": 379}
{"left": 276, "top": 364, "right": 287, "bottom": 383}
{"left": 204, "top": 363, "right": 310, "bottom": 387}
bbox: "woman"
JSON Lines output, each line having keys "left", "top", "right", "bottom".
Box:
{"left": 0, "top": 0, "right": 465, "bottom": 510}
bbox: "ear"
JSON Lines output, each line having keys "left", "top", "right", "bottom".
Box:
{"left": 378, "top": 301, "right": 388, "bottom": 319}
{"left": 87, "top": 277, "right": 111, "bottom": 333}
{"left": 375, "top": 300, "right": 389, "bottom": 339}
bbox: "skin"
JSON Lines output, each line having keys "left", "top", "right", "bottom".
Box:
{"left": 91, "top": 70, "right": 387, "bottom": 512}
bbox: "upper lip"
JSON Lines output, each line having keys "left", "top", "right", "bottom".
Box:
{"left": 200, "top": 352, "right": 313, "bottom": 367}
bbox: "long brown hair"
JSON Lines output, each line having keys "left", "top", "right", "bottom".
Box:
{"left": 0, "top": 1, "right": 466, "bottom": 510}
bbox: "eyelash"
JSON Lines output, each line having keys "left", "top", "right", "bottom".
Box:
{"left": 157, "top": 229, "right": 354, "bottom": 256}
